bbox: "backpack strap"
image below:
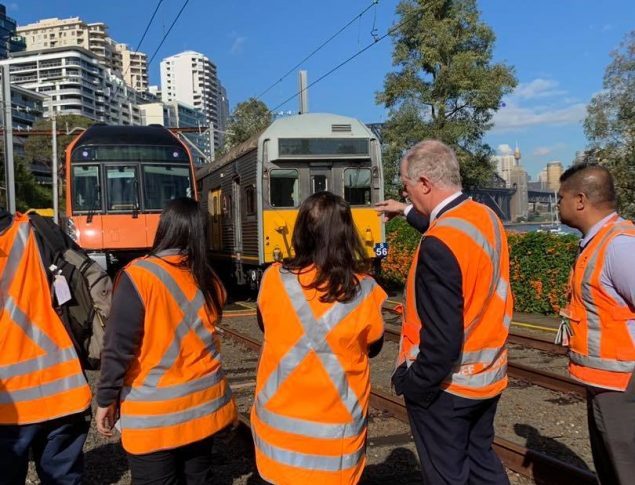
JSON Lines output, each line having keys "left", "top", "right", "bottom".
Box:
{"left": 28, "top": 213, "right": 69, "bottom": 258}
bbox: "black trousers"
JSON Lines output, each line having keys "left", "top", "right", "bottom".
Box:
{"left": 127, "top": 436, "right": 215, "bottom": 485}
{"left": 587, "top": 385, "right": 635, "bottom": 485}
{"left": 405, "top": 391, "right": 508, "bottom": 485}
{"left": 0, "top": 412, "right": 90, "bottom": 485}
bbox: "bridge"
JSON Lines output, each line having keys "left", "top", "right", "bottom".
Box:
{"left": 466, "top": 186, "right": 516, "bottom": 221}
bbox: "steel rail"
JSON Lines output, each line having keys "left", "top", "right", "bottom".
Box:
{"left": 219, "top": 324, "right": 596, "bottom": 484}
{"left": 370, "top": 389, "right": 596, "bottom": 485}
{"left": 381, "top": 311, "right": 585, "bottom": 397}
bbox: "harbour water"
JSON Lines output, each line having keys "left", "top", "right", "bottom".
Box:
{"left": 504, "top": 222, "right": 581, "bottom": 236}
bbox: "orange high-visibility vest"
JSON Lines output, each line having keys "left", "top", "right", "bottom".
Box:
{"left": 561, "top": 217, "right": 635, "bottom": 390}
{"left": 0, "top": 214, "right": 91, "bottom": 425}
{"left": 119, "top": 255, "right": 237, "bottom": 454}
{"left": 396, "top": 199, "right": 513, "bottom": 399}
{"left": 251, "top": 264, "right": 386, "bottom": 485}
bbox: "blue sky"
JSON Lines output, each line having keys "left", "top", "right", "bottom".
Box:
{"left": 7, "top": 0, "right": 635, "bottom": 178}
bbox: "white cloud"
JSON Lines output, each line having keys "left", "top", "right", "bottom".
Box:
{"left": 512, "top": 78, "right": 566, "bottom": 99}
{"left": 497, "top": 144, "right": 514, "bottom": 155}
{"left": 531, "top": 143, "right": 568, "bottom": 157}
{"left": 230, "top": 36, "right": 246, "bottom": 55}
{"left": 492, "top": 101, "right": 587, "bottom": 133}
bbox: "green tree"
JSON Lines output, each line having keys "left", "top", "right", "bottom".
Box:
{"left": 224, "top": 98, "right": 272, "bottom": 150}
{"left": 584, "top": 31, "right": 635, "bottom": 219}
{"left": 377, "top": 0, "right": 517, "bottom": 197}
{"left": 24, "top": 114, "right": 93, "bottom": 170}
{"left": 22, "top": 114, "right": 93, "bottom": 211}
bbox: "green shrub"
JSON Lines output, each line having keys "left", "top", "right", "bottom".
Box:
{"left": 381, "top": 222, "right": 579, "bottom": 316}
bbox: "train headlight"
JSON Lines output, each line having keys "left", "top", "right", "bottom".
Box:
{"left": 273, "top": 247, "right": 282, "bottom": 262}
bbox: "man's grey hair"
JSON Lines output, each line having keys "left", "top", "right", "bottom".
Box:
{"left": 402, "top": 140, "right": 462, "bottom": 189}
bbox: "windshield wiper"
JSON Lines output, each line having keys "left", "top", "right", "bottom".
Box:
{"left": 86, "top": 185, "right": 100, "bottom": 224}
{"left": 132, "top": 179, "right": 140, "bottom": 219}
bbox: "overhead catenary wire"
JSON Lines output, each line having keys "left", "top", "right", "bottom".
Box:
{"left": 147, "top": 0, "right": 190, "bottom": 67}
{"left": 112, "top": 0, "right": 164, "bottom": 100}
{"left": 269, "top": 7, "right": 422, "bottom": 114}
{"left": 255, "top": 0, "right": 380, "bottom": 101}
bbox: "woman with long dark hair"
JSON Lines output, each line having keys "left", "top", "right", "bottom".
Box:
{"left": 96, "top": 197, "right": 236, "bottom": 484}
{"left": 251, "top": 191, "right": 386, "bottom": 485}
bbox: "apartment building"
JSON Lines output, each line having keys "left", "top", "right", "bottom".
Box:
{"left": 160, "top": 51, "right": 223, "bottom": 149}
{"left": 17, "top": 17, "right": 148, "bottom": 92}
{"left": 116, "top": 43, "right": 148, "bottom": 92}
{"left": 0, "top": 3, "right": 25, "bottom": 59}
{"left": 3, "top": 47, "right": 141, "bottom": 125}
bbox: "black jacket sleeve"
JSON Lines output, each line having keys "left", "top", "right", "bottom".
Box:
{"left": 96, "top": 272, "right": 145, "bottom": 407}
{"left": 406, "top": 207, "right": 430, "bottom": 233}
{"left": 392, "top": 236, "right": 464, "bottom": 407}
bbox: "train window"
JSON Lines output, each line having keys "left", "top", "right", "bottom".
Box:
{"left": 245, "top": 185, "right": 256, "bottom": 215}
{"left": 106, "top": 166, "right": 139, "bottom": 211}
{"left": 270, "top": 169, "right": 299, "bottom": 208}
{"left": 142, "top": 165, "right": 191, "bottom": 210}
{"left": 311, "top": 175, "right": 328, "bottom": 193}
{"left": 344, "top": 168, "right": 372, "bottom": 205}
{"left": 72, "top": 165, "right": 101, "bottom": 212}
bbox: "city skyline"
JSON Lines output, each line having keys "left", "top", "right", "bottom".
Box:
{"left": 5, "top": 1, "right": 634, "bottom": 178}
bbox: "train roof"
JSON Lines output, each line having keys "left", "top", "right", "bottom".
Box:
{"left": 197, "top": 113, "right": 375, "bottom": 178}
{"left": 74, "top": 125, "right": 182, "bottom": 147}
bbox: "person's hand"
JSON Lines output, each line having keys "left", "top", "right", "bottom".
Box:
{"left": 375, "top": 199, "right": 408, "bottom": 222}
{"left": 96, "top": 403, "right": 119, "bottom": 437}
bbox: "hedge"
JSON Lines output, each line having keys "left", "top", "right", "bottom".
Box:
{"left": 380, "top": 219, "right": 579, "bottom": 315}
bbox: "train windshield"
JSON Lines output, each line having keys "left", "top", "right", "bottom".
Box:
{"left": 270, "top": 169, "right": 299, "bottom": 207}
{"left": 344, "top": 168, "right": 372, "bottom": 205}
{"left": 143, "top": 165, "right": 192, "bottom": 210}
{"left": 72, "top": 165, "right": 101, "bottom": 212}
{"left": 106, "top": 166, "right": 138, "bottom": 211}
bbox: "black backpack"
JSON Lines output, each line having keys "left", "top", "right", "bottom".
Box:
{"left": 29, "top": 214, "right": 112, "bottom": 370}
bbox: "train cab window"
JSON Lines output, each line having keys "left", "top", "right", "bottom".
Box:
{"left": 106, "top": 166, "right": 139, "bottom": 211}
{"left": 312, "top": 175, "right": 328, "bottom": 193}
{"left": 270, "top": 169, "right": 299, "bottom": 208}
{"left": 344, "top": 168, "right": 372, "bottom": 205}
{"left": 142, "top": 165, "right": 191, "bottom": 210}
{"left": 72, "top": 165, "right": 101, "bottom": 212}
{"left": 245, "top": 185, "right": 256, "bottom": 215}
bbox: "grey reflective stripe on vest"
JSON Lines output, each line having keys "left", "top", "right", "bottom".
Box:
{"left": 570, "top": 351, "right": 634, "bottom": 372}
{"left": 629, "top": 320, "right": 635, "bottom": 347}
{"left": 0, "top": 221, "right": 29, "bottom": 295}
{"left": 580, "top": 223, "right": 635, "bottom": 364}
{"left": 121, "top": 259, "right": 231, "bottom": 423}
{"left": 121, "top": 387, "right": 233, "bottom": 429}
{"left": 0, "top": 372, "right": 87, "bottom": 404}
{"left": 447, "top": 347, "right": 507, "bottom": 388}
{"left": 252, "top": 431, "right": 364, "bottom": 472}
{"left": 254, "top": 272, "right": 374, "bottom": 442}
{"left": 433, "top": 210, "right": 504, "bottom": 337}
{"left": 0, "top": 222, "right": 87, "bottom": 397}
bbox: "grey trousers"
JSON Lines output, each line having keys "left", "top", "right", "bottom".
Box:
{"left": 587, "top": 375, "right": 635, "bottom": 485}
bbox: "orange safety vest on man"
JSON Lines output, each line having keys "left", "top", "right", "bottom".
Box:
{"left": 561, "top": 217, "right": 635, "bottom": 390}
{"left": 119, "top": 255, "right": 237, "bottom": 454}
{"left": 396, "top": 199, "right": 513, "bottom": 399}
{"left": 0, "top": 213, "right": 91, "bottom": 425}
{"left": 251, "top": 263, "right": 386, "bottom": 485}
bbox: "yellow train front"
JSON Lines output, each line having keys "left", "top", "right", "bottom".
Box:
{"left": 197, "top": 112, "right": 385, "bottom": 287}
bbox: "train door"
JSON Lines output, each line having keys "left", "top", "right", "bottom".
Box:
{"left": 101, "top": 165, "right": 148, "bottom": 249}
{"left": 208, "top": 188, "right": 223, "bottom": 251}
{"left": 310, "top": 168, "right": 331, "bottom": 194}
{"left": 232, "top": 177, "right": 242, "bottom": 250}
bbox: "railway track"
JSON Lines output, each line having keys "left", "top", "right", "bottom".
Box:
{"left": 217, "top": 324, "right": 597, "bottom": 484}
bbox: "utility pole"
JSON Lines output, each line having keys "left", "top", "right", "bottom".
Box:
{"left": 51, "top": 110, "right": 58, "bottom": 223}
{"left": 298, "top": 70, "right": 309, "bottom": 114}
{"left": 1, "top": 63, "right": 15, "bottom": 213}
